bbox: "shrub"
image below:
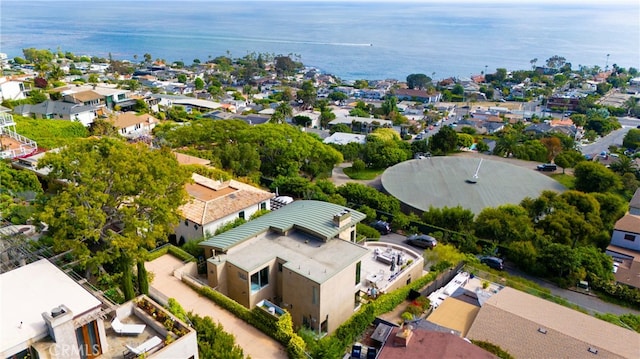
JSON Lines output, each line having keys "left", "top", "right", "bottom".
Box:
{"left": 401, "top": 311, "right": 414, "bottom": 321}
{"left": 356, "top": 223, "right": 381, "bottom": 240}
{"left": 352, "top": 159, "right": 366, "bottom": 172}
{"left": 405, "top": 304, "right": 422, "bottom": 315}
{"left": 166, "top": 298, "right": 189, "bottom": 323}
{"left": 181, "top": 240, "right": 205, "bottom": 259}
{"left": 414, "top": 296, "right": 430, "bottom": 310}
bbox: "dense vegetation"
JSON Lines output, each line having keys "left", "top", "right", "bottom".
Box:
{"left": 14, "top": 115, "right": 89, "bottom": 149}
{"left": 0, "top": 160, "right": 42, "bottom": 223}
{"left": 153, "top": 119, "right": 343, "bottom": 182}
{"left": 36, "top": 138, "right": 191, "bottom": 301}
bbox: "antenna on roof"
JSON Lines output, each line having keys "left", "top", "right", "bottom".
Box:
{"left": 466, "top": 158, "right": 483, "bottom": 184}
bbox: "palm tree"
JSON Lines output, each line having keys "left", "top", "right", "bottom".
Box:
{"left": 270, "top": 102, "right": 293, "bottom": 124}
{"left": 609, "top": 155, "right": 638, "bottom": 175}
{"left": 47, "top": 65, "right": 65, "bottom": 82}
{"left": 623, "top": 97, "right": 639, "bottom": 116}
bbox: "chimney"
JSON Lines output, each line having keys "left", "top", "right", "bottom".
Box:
{"left": 333, "top": 209, "right": 351, "bottom": 228}
{"left": 42, "top": 304, "right": 81, "bottom": 357}
{"left": 393, "top": 324, "right": 414, "bottom": 347}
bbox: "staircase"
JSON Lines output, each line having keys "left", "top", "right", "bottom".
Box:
{"left": 0, "top": 113, "right": 37, "bottom": 159}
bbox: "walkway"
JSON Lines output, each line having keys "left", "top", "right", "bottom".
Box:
{"left": 145, "top": 255, "right": 287, "bottom": 359}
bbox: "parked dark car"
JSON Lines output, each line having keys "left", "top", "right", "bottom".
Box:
{"left": 406, "top": 234, "right": 438, "bottom": 249}
{"left": 480, "top": 256, "right": 504, "bottom": 270}
{"left": 536, "top": 163, "right": 557, "bottom": 172}
{"left": 370, "top": 220, "right": 391, "bottom": 235}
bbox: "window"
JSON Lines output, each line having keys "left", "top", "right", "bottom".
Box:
{"left": 239, "top": 211, "right": 245, "bottom": 220}
{"left": 355, "top": 261, "right": 361, "bottom": 285}
{"left": 75, "top": 320, "right": 101, "bottom": 359}
{"left": 261, "top": 202, "right": 267, "bottom": 210}
{"left": 321, "top": 316, "right": 328, "bottom": 334}
{"left": 251, "top": 267, "right": 269, "bottom": 292}
{"left": 624, "top": 234, "right": 636, "bottom": 242}
{"left": 312, "top": 286, "right": 318, "bottom": 305}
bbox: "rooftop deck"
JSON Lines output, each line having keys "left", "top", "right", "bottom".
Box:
{"left": 360, "top": 242, "right": 425, "bottom": 294}
{"left": 100, "top": 296, "right": 196, "bottom": 359}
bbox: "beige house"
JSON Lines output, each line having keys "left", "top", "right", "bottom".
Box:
{"left": 200, "top": 201, "right": 372, "bottom": 335}
{"left": 176, "top": 173, "right": 274, "bottom": 243}
{"left": 0, "top": 259, "right": 198, "bottom": 359}
{"left": 466, "top": 287, "right": 640, "bottom": 359}
{"left": 110, "top": 112, "right": 159, "bottom": 138}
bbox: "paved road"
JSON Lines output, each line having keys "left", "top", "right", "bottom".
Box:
{"left": 581, "top": 126, "right": 634, "bottom": 156}
{"left": 580, "top": 116, "right": 640, "bottom": 155}
{"left": 504, "top": 266, "right": 640, "bottom": 317}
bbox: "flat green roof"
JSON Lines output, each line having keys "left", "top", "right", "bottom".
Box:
{"left": 200, "top": 200, "right": 366, "bottom": 251}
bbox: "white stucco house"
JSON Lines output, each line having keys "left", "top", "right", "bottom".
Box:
{"left": 0, "top": 76, "right": 27, "bottom": 102}
{"left": 175, "top": 173, "right": 275, "bottom": 243}
{"left": 110, "top": 112, "right": 159, "bottom": 138}
{"left": 0, "top": 259, "right": 198, "bottom": 359}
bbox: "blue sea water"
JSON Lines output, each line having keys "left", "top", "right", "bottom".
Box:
{"left": 1, "top": 1, "right": 639, "bottom": 81}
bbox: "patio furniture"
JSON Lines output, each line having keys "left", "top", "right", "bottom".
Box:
{"left": 125, "top": 336, "right": 162, "bottom": 356}
{"left": 111, "top": 317, "right": 146, "bottom": 336}
{"left": 375, "top": 253, "right": 394, "bottom": 265}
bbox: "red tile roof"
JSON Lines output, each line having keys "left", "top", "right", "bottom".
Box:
{"left": 378, "top": 329, "right": 497, "bottom": 359}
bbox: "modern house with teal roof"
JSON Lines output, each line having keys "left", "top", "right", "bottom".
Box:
{"left": 200, "top": 200, "right": 369, "bottom": 335}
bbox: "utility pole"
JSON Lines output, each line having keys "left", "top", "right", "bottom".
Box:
{"left": 605, "top": 54, "right": 610, "bottom": 71}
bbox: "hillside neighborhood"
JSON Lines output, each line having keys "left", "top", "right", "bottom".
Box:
{"left": 1, "top": 49, "right": 640, "bottom": 359}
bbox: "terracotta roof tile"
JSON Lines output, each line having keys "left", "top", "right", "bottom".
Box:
{"left": 180, "top": 174, "right": 274, "bottom": 225}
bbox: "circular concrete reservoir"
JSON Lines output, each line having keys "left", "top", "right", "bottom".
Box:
{"left": 381, "top": 157, "right": 566, "bottom": 214}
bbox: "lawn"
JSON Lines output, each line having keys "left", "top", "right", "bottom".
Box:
{"left": 343, "top": 167, "right": 385, "bottom": 180}
{"left": 549, "top": 173, "right": 575, "bottom": 189}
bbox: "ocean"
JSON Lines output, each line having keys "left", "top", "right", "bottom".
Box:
{"left": 1, "top": 1, "right": 639, "bottom": 81}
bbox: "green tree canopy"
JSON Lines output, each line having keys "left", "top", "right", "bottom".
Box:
{"left": 406, "top": 73, "right": 432, "bottom": 90}
{"left": 429, "top": 125, "right": 458, "bottom": 155}
{"left": 623, "top": 128, "right": 640, "bottom": 150}
{"left": 297, "top": 81, "right": 317, "bottom": 110}
{"left": 422, "top": 206, "right": 475, "bottom": 233}
{"left": 554, "top": 150, "right": 585, "bottom": 174}
{"left": 574, "top": 161, "right": 622, "bottom": 193}
{"left": 475, "top": 204, "right": 535, "bottom": 243}
{"left": 37, "top": 138, "right": 190, "bottom": 300}
{"left": 330, "top": 123, "right": 352, "bottom": 135}
{"left": 194, "top": 77, "right": 205, "bottom": 90}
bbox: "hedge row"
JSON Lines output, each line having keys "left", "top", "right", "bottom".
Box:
{"left": 147, "top": 244, "right": 196, "bottom": 262}
{"left": 146, "top": 245, "right": 170, "bottom": 261}
{"left": 190, "top": 284, "right": 306, "bottom": 358}
{"left": 164, "top": 297, "right": 245, "bottom": 359}
{"left": 168, "top": 245, "right": 197, "bottom": 262}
